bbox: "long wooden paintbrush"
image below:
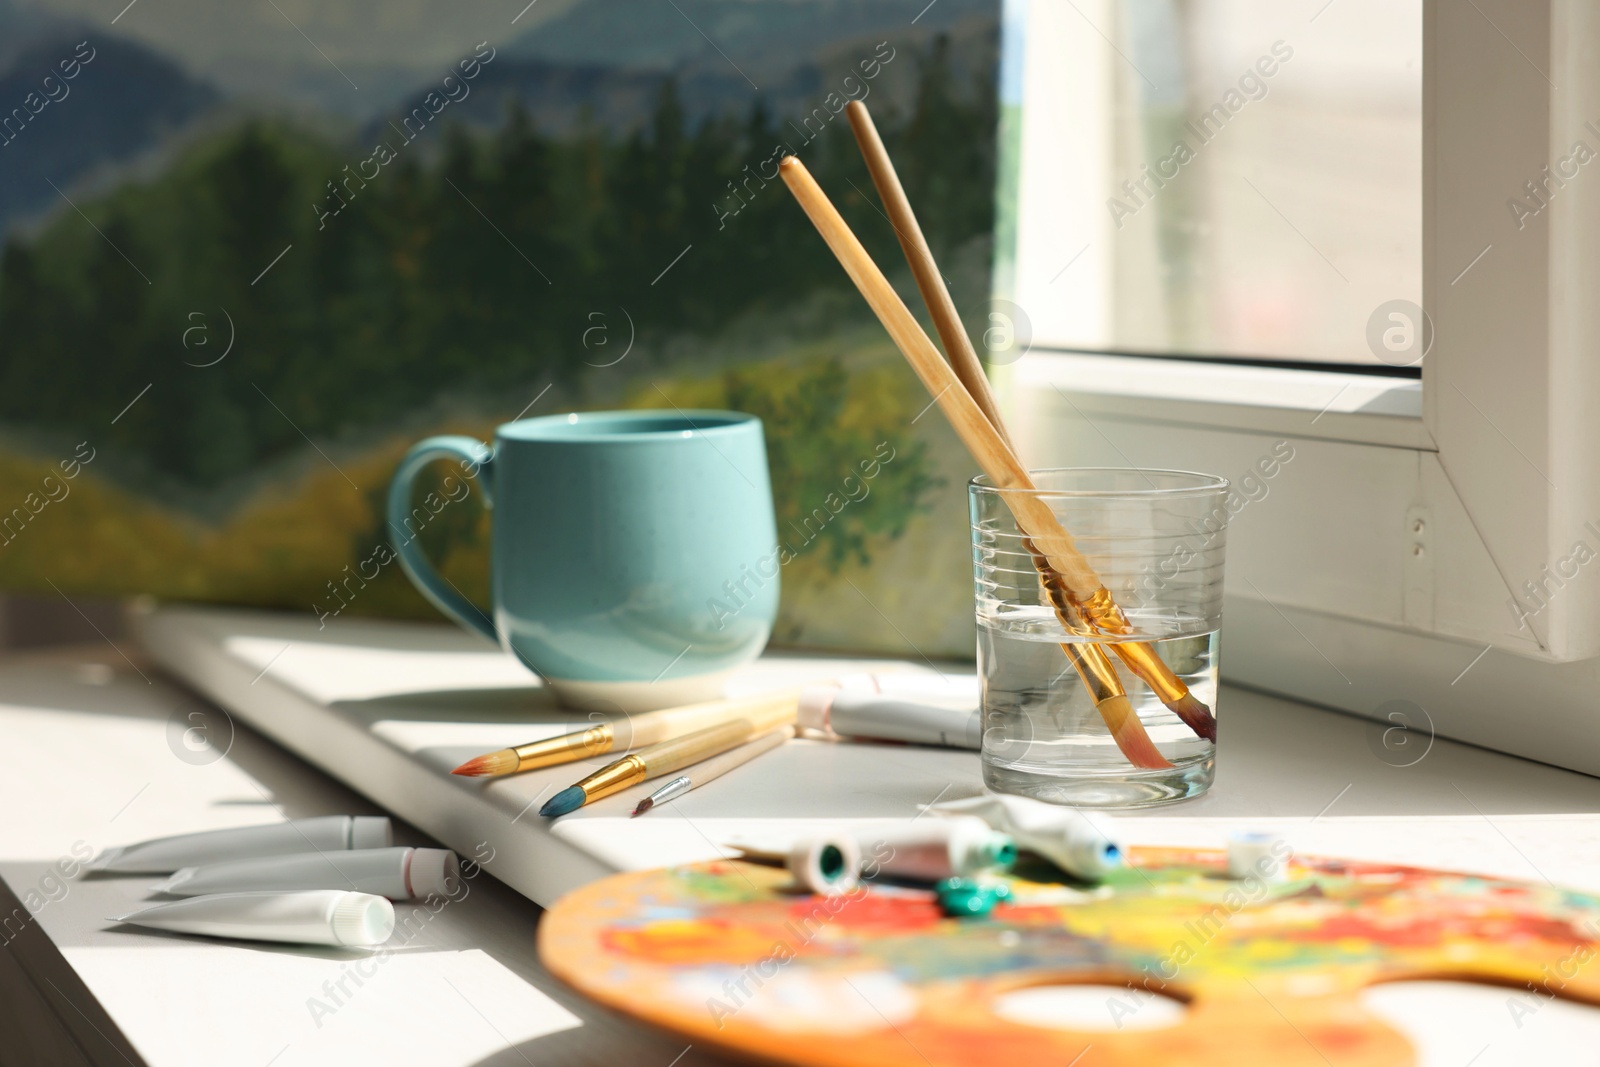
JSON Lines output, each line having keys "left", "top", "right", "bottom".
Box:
{"left": 777, "top": 154, "right": 1169, "bottom": 770}
{"left": 452, "top": 689, "right": 800, "bottom": 778}
{"left": 631, "top": 726, "right": 792, "bottom": 816}
{"left": 541, "top": 707, "right": 792, "bottom": 817}
{"left": 842, "top": 100, "right": 1215, "bottom": 744}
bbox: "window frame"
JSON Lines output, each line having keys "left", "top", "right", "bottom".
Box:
{"left": 999, "top": 0, "right": 1600, "bottom": 664}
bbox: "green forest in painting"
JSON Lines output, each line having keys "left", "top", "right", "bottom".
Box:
{"left": 0, "top": 27, "right": 996, "bottom": 654}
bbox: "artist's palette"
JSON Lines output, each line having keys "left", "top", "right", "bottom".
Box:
{"left": 539, "top": 848, "right": 1600, "bottom": 1066}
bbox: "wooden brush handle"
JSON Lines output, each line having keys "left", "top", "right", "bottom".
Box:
{"left": 778, "top": 156, "right": 1103, "bottom": 602}
{"left": 625, "top": 689, "right": 800, "bottom": 748}
{"left": 635, "top": 699, "right": 796, "bottom": 778}
{"left": 843, "top": 100, "right": 1132, "bottom": 636}
{"left": 679, "top": 727, "right": 792, "bottom": 787}
{"left": 783, "top": 150, "right": 1212, "bottom": 752}
{"left": 844, "top": 101, "right": 1015, "bottom": 452}
{"left": 636, "top": 719, "right": 764, "bottom": 780}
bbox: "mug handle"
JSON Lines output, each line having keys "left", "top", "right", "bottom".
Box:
{"left": 386, "top": 435, "right": 497, "bottom": 642}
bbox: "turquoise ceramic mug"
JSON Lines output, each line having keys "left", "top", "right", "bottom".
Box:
{"left": 386, "top": 410, "right": 780, "bottom": 711}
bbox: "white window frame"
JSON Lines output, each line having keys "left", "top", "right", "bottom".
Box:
{"left": 999, "top": 0, "right": 1600, "bottom": 770}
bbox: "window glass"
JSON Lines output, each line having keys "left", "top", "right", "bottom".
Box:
{"left": 1004, "top": 0, "right": 1422, "bottom": 366}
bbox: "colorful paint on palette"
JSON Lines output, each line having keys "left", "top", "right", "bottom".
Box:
{"left": 538, "top": 847, "right": 1600, "bottom": 1067}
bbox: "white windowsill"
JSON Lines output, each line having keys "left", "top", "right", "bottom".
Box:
{"left": 1013, "top": 351, "right": 1431, "bottom": 451}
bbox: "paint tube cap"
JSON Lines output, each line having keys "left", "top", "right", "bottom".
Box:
{"left": 152, "top": 867, "right": 194, "bottom": 894}
{"left": 1061, "top": 834, "right": 1122, "bottom": 881}
{"left": 1046, "top": 810, "right": 1123, "bottom": 881}
{"left": 351, "top": 817, "right": 392, "bottom": 850}
{"left": 974, "top": 832, "right": 1018, "bottom": 872}
{"left": 797, "top": 687, "right": 839, "bottom": 736}
{"left": 936, "top": 877, "right": 1013, "bottom": 918}
{"left": 406, "top": 849, "right": 460, "bottom": 900}
{"left": 789, "top": 835, "right": 861, "bottom": 896}
{"left": 330, "top": 892, "right": 396, "bottom": 947}
{"left": 1227, "top": 830, "right": 1290, "bottom": 883}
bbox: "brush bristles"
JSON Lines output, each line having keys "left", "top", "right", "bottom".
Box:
{"left": 1167, "top": 694, "right": 1218, "bottom": 743}
{"left": 540, "top": 785, "right": 586, "bottom": 818}
{"left": 631, "top": 798, "right": 654, "bottom": 817}
{"left": 451, "top": 749, "right": 520, "bottom": 777}
{"left": 1097, "top": 695, "right": 1173, "bottom": 770}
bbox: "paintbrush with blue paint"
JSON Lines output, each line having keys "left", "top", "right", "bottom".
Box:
{"left": 541, "top": 703, "right": 793, "bottom": 817}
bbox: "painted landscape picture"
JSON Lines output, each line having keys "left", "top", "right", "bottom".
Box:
{"left": 0, "top": 0, "right": 1001, "bottom": 657}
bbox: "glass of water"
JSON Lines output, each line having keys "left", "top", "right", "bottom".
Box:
{"left": 971, "top": 468, "right": 1231, "bottom": 808}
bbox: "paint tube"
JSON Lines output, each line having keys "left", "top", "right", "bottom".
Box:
{"left": 930, "top": 794, "right": 1122, "bottom": 881}
{"left": 798, "top": 687, "right": 981, "bottom": 749}
{"left": 154, "top": 847, "right": 458, "bottom": 901}
{"left": 732, "top": 835, "right": 861, "bottom": 896}
{"left": 856, "top": 816, "right": 1015, "bottom": 881}
{"left": 111, "top": 890, "right": 394, "bottom": 948}
{"left": 89, "top": 816, "right": 392, "bottom": 873}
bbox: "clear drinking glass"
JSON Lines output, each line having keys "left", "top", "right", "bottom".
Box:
{"left": 971, "top": 468, "right": 1230, "bottom": 808}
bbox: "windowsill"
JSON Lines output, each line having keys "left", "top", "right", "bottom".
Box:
{"left": 1013, "top": 351, "right": 1432, "bottom": 451}
{"left": 17, "top": 614, "right": 1600, "bottom": 1065}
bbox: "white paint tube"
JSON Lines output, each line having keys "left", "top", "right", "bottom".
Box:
{"left": 731, "top": 835, "right": 862, "bottom": 896}
{"left": 1227, "top": 831, "right": 1291, "bottom": 884}
{"left": 89, "top": 816, "right": 392, "bottom": 874}
{"left": 930, "top": 794, "right": 1123, "bottom": 881}
{"left": 154, "top": 847, "right": 458, "bottom": 901}
{"left": 856, "top": 816, "right": 1015, "bottom": 881}
{"left": 111, "top": 890, "right": 395, "bottom": 948}
{"left": 798, "top": 687, "right": 982, "bottom": 749}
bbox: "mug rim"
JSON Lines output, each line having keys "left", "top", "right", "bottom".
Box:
{"left": 499, "top": 409, "right": 758, "bottom": 442}
{"left": 970, "top": 466, "right": 1230, "bottom": 499}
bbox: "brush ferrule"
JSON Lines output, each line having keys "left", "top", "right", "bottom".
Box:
{"left": 573, "top": 755, "right": 648, "bottom": 804}
{"left": 1061, "top": 642, "right": 1126, "bottom": 705}
{"left": 1111, "top": 642, "right": 1187, "bottom": 703}
{"left": 1078, "top": 586, "right": 1135, "bottom": 636}
{"left": 513, "top": 724, "right": 615, "bottom": 771}
{"left": 1023, "top": 537, "right": 1095, "bottom": 637}
{"left": 645, "top": 776, "right": 692, "bottom": 808}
